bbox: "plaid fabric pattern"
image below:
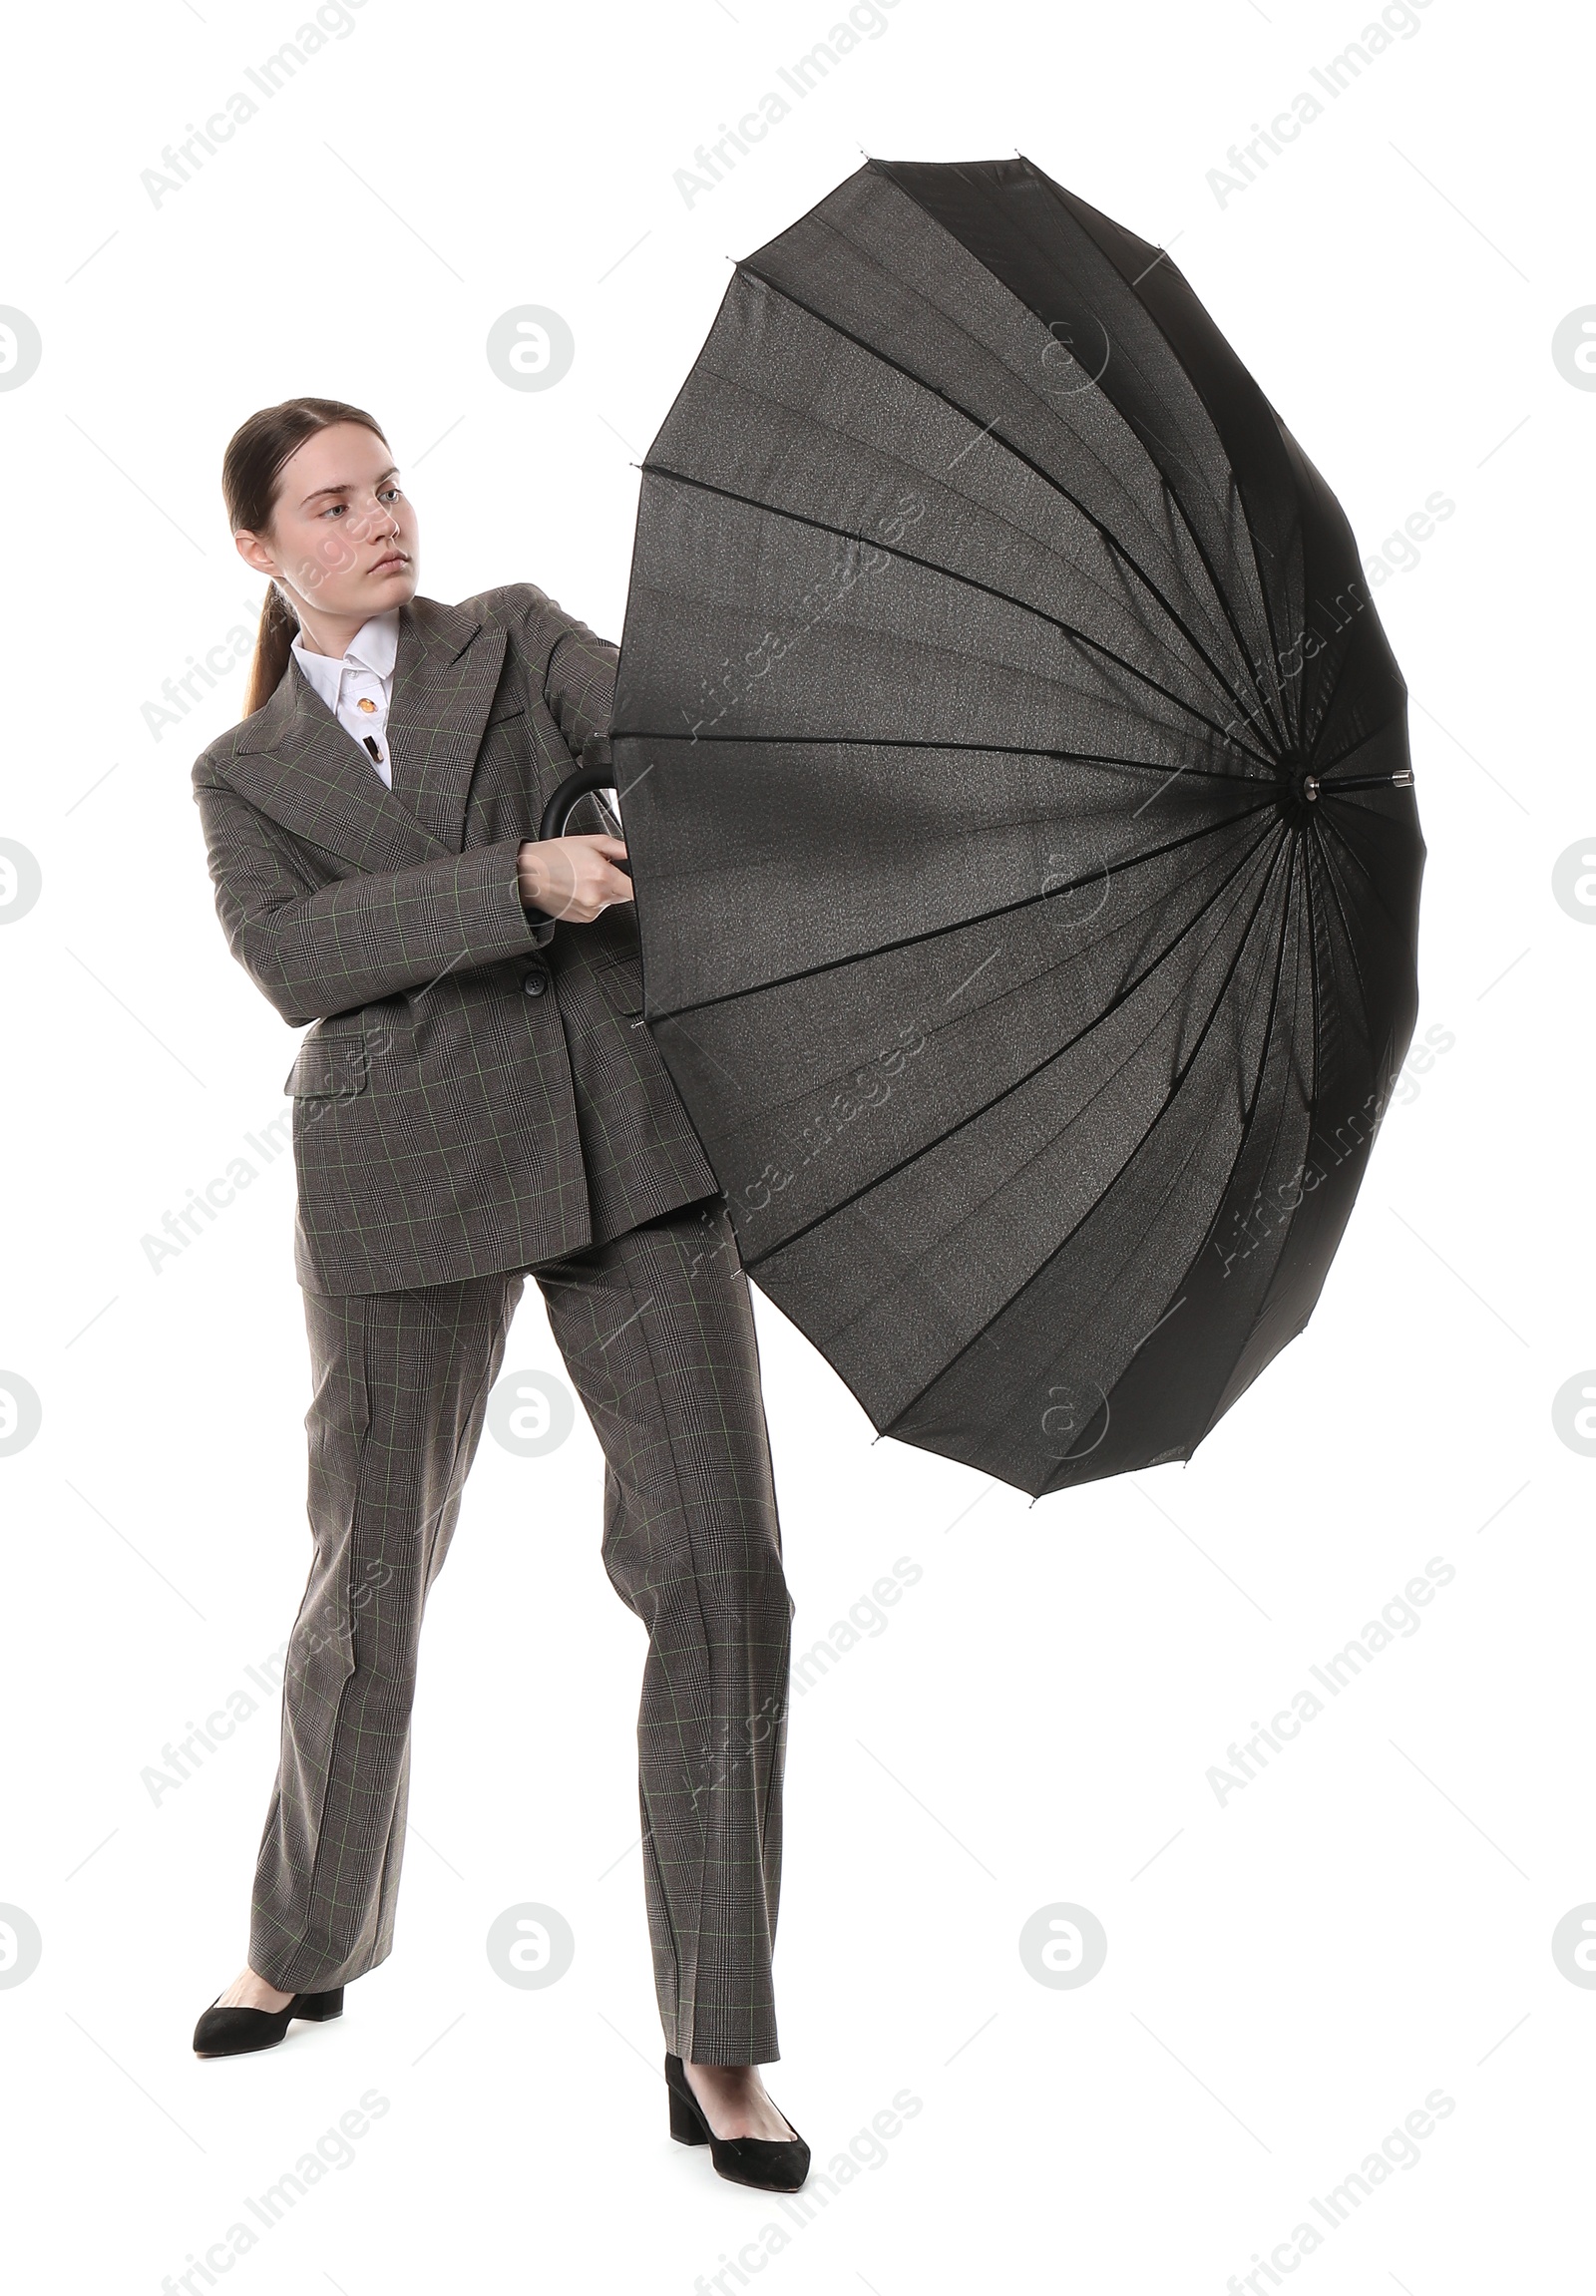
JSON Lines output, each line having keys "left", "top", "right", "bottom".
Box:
{"left": 251, "top": 1196, "right": 793, "bottom": 2066}
{"left": 191, "top": 584, "right": 720, "bottom": 1294}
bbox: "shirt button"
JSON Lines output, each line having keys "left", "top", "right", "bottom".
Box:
{"left": 522, "top": 968, "right": 549, "bottom": 997}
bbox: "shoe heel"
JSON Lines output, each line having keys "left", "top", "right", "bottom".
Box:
{"left": 668, "top": 2082, "right": 708, "bottom": 2145}
{"left": 293, "top": 1987, "right": 345, "bottom": 2022}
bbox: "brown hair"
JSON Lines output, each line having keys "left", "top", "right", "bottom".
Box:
{"left": 222, "top": 396, "right": 390, "bottom": 717}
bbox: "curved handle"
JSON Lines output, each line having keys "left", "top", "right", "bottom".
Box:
{"left": 538, "top": 739, "right": 630, "bottom": 876}
{"left": 538, "top": 765, "right": 627, "bottom": 854}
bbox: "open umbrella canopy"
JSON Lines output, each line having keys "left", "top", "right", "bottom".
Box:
{"left": 606, "top": 155, "right": 1423, "bottom": 1498}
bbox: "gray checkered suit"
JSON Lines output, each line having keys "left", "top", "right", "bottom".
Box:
{"left": 191, "top": 588, "right": 792, "bottom": 2065}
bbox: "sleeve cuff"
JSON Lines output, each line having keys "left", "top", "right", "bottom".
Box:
{"left": 456, "top": 837, "right": 559, "bottom": 957}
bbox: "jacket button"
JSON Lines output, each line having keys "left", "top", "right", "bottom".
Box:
{"left": 522, "top": 967, "right": 549, "bottom": 997}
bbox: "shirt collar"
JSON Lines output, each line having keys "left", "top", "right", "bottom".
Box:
{"left": 291, "top": 606, "right": 401, "bottom": 707}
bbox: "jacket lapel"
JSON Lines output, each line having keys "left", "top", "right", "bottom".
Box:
{"left": 223, "top": 594, "right": 508, "bottom": 871}
{"left": 385, "top": 594, "right": 509, "bottom": 855}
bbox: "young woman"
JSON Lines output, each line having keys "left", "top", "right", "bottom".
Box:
{"left": 187, "top": 396, "right": 808, "bottom": 2193}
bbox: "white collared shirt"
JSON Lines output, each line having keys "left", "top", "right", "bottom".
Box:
{"left": 291, "top": 607, "right": 401, "bottom": 786}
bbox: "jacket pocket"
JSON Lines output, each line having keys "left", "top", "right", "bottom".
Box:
{"left": 283, "top": 1034, "right": 373, "bottom": 1098}
{"left": 596, "top": 957, "right": 643, "bottom": 1016}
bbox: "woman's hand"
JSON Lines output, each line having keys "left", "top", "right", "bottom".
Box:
{"left": 517, "top": 834, "right": 632, "bottom": 925}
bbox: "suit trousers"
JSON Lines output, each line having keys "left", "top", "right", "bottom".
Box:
{"left": 247, "top": 1195, "right": 794, "bottom": 2067}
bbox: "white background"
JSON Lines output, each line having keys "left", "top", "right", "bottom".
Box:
{"left": 1, "top": 0, "right": 1589, "bottom": 2288}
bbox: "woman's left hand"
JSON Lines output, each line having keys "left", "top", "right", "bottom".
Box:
{"left": 517, "top": 834, "right": 633, "bottom": 924}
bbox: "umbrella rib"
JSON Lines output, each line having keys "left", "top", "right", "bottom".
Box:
{"left": 1311, "top": 803, "right": 1389, "bottom": 913}
{"left": 1302, "top": 816, "right": 1380, "bottom": 1032}
{"left": 1038, "top": 833, "right": 1305, "bottom": 1491}
{"left": 732, "top": 261, "right": 1291, "bottom": 758}
{"left": 1157, "top": 475, "right": 1290, "bottom": 758}
{"left": 876, "top": 827, "right": 1299, "bottom": 1439}
{"left": 1295, "top": 826, "right": 1396, "bottom": 1194}
{"left": 737, "top": 811, "right": 1287, "bottom": 1274}
{"left": 1238, "top": 829, "right": 1303, "bottom": 1136}
{"left": 1164, "top": 831, "right": 1297, "bottom": 1096}
{"left": 1136, "top": 458, "right": 1291, "bottom": 758}
{"left": 1014, "top": 164, "right": 1298, "bottom": 757}
{"left": 987, "top": 156, "right": 1296, "bottom": 759}
{"left": 1296, "top": 613, "right": 1373, "bottom": 751}
{"left": 618, "top": 729, "right": 1279, "bottom": 790}
{"left": 660, "top": 796, "right": 1282, "bottom": 1021}
{"left": 1169, "top": 843, "right": 1320, "bottom": 1473}
{"left": 1301, "top": 797, "right": 1325, "bottom": 1175}
{"left": 640, "top": 460, "right": 1280, "bottom": 772}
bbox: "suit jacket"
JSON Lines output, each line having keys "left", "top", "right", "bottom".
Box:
{"left": 191, "top": 583, "right": 719, "bottom": 1296}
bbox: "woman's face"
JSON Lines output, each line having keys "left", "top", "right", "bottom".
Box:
{"left": 235, "top": 420, "right": 419, "bottom": 624}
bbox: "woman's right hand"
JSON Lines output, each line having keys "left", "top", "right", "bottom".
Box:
{"left": 516, "top": 834, "right": 633, "bottom": 925}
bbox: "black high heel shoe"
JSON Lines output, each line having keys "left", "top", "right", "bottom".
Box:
{"left": 193, "top": 1988, "right": 345, "bottom": 2058}
{"left": 664, "top": 2051, "right": 810, "bottom": 2191}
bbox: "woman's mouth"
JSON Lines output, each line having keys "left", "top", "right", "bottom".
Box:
{"left": 371, "top": 552, "right": 409, "bottom": 574}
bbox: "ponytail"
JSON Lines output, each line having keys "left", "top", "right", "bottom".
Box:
{"left": 220, "top": 395, "right": 389, "bottom": 723}
{"left": 245, "top": 582, "right": 301, "bottom": 719}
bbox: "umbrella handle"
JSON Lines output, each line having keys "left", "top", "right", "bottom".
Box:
{"left": 538, "top": 740, "right": 631, "bottom": 878}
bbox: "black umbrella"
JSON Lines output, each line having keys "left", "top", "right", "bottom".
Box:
{"left": 571, "top": 155, "right": 1423, "bottom": 1498}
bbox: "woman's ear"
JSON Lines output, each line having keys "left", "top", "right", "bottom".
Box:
{"left": 234, "top": 528, "right": 275, "bottom": 577}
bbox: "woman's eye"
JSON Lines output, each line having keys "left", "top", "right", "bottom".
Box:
{"left": 319, "top": 488, "right": 400, "bottom": 518}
